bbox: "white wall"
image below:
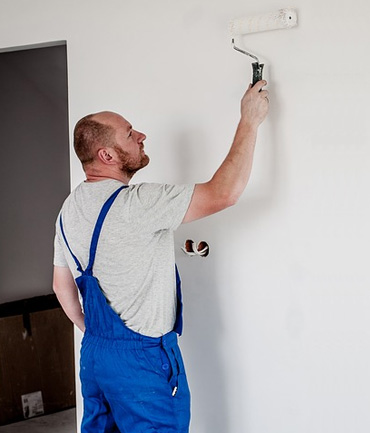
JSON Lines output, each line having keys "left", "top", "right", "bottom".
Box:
{"left": 2, "top": 1, "right": 369, "bottom": 432}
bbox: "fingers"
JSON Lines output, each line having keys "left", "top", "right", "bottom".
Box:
{"left": 240, "top": 79, "right": 269, "bottom": 125}
{"left": 252, "top": 80, "right": 267, "bottom": 93}
{"left": 247, "top": 80, "right": 269, "bottom": 103}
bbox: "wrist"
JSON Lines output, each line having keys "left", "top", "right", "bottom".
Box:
{"left": 238, "top": 118, "right": 259, "bottom": 134}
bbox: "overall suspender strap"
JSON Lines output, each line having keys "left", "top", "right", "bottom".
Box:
{"left": 173, "top": 265, "right": 183, "bottom": 336}
{"left": 59, "top": 185, "right": 128, "bottom": 275}
{"left": 85, "top": 185, "right": 128, "bottom": 274}
{"left": 59, "top": 214, "right": 83, "bottom": 273}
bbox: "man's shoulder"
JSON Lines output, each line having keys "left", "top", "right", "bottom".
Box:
{"left": 60, "top": 180, "right": 123, "bottom": 214}
{"left": 129, "top": 182, "right": 194, "bottom": 200}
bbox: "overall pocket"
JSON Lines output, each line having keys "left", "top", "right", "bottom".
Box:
{"left": 139, "top": 345, "right": 174, "bottom": 382}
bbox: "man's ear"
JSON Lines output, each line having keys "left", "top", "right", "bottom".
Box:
{"left": 97, "top": 147, "right": 116, "bottom": 165}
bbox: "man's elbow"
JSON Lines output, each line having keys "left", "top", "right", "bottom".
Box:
{"left": 205, "top": 191, "right": 240, "bottom": 215}
{"left": 52, "top": 273, "right": 61, "bottom": 296}
{"left": 218, "top": 191, "right": 239, "bottom": 210}
{"left": 52, "top": 282, "right": 60, "bottom": 296}
{"left": 52, "top": 266, "right": 71, "bottom": 297}
{"left": 228, "top": 193, "right": 240, "bottom": 207}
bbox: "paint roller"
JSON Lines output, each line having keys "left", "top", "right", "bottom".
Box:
{"left": 229, "top": 8, "right": 298, "bottom": 85}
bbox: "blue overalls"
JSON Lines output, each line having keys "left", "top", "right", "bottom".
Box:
{"left": 59, "top": 186, "right": 191, "bottom": 433}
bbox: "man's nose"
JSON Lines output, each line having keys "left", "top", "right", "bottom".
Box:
{"left": 134, "top": 130, "right": 146, "bottom": 142}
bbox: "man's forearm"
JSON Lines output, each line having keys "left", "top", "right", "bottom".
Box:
{"left": 208, "top": 79, "right": 268, "bottom": 205}
{"left": 55, "top": 289, "right": 85, "bottom": 332}
{"left": 182, "top": 80, "right": 268, "bottom": 224}
{"left": 209, "top": 121, "right": 258, "bottom": 205}
{"left": 53, "top": 266, "right": 85, "bottom": 332}
{"left": 62, "top": 301, "right": 85, "bottom": 333}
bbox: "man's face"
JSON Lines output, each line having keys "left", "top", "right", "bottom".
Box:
{"left": 106, "top": 114, "right": 150, "bottom": 176}
{"left": 91, "top": 111, "right": 150, "bottom": 177}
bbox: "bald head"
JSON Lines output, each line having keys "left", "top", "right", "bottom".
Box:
{"left": 90, "top": 111, "right": 126, "bottom": 127}
{"left": 73, "top": 111, "right": 148, "bottom": 181}
{"left": 73, "top": 111, "right": 120, "bottom": 167}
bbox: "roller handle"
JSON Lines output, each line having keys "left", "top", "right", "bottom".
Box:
{"left": 252, "top": 62, "right": 264, "bottom": 86}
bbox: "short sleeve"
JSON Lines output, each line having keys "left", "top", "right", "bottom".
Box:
{"left": 127, "top": 183, "right": 194, "bottom": 232}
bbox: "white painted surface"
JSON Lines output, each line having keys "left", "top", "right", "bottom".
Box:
{"left": 1, "top": 1, "right": 369, "bottom": 432}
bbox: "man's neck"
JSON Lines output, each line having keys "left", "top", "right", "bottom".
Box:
{"left": 84, "top": 170, "right": 131, "bottom": 185}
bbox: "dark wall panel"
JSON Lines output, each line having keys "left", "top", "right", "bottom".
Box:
{"left": 0, "top": 43, "right": 70, "bottom": 303}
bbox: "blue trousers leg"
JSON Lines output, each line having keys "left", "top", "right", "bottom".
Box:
{"left": 80, "top": 337, "right": 190, "bottom": 433}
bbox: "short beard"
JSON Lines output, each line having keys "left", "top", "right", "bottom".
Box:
{"left": 113, "top": 145, "right": 150, "bottom": 178}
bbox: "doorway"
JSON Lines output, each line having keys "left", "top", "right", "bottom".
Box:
{"left": 0, "top": 41, "right": 75, "bottom": 427}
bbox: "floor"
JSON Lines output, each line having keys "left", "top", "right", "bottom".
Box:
{"left": 0, "top": 408, "right": 76, "bottom": 433}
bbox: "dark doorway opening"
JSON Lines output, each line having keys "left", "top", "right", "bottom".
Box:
{"left": 0, "top": 41, "right": 75, "bottom": 426}
{"left": 0, "top": 41, "right": 71, "bottom": 303}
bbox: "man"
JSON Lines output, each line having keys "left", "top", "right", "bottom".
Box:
{"left": 53, "top": 80, "right": 269, "bottom": 432}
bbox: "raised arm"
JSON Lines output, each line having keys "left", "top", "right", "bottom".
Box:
{"left": 183, "top": 80, "right": 269, "bottom": 223}
{"left": 53, "top": 266, "right": 85, "bottom": 332}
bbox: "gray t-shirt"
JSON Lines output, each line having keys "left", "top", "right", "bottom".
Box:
{"left": 54, "top": 179, "right": 194, "bottom": 337}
